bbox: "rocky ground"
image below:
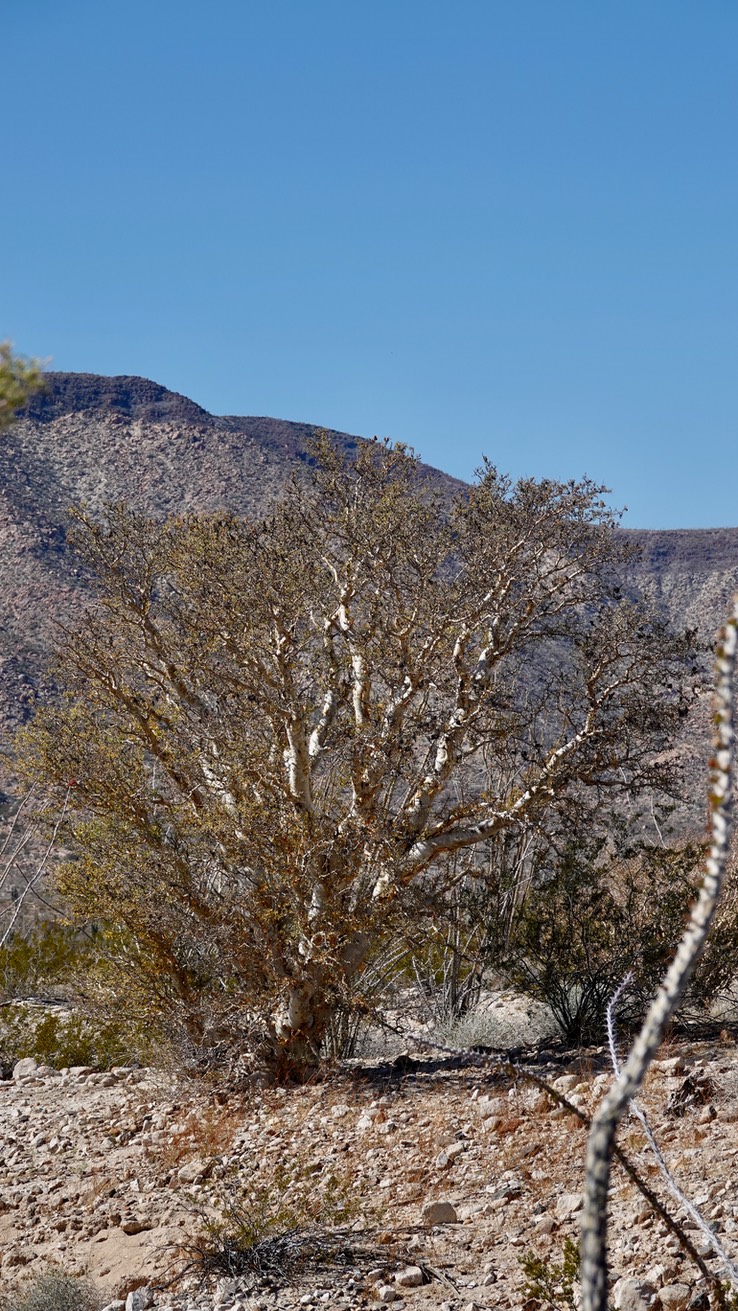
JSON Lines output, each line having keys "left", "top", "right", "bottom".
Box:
{"left": 2, "top": 1036, "right": 738, "bottom": 1311}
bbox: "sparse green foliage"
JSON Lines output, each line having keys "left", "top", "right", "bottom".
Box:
{"left": 187, "top": 1154, "right": 369, "bottom": 1278}
{"left": 501, "top": 836, "right": 714, "bottom": 1045}
{"left": 0, "top": 341, "right": 43, "bottom": 432}
{"left": 0, "top": 1000, "right": 136, "bottom": 1074}
{"left": 519, "top": 1236, "right": 580, "bottom": 1310}
{"left": 0, "top": 920, "right": 95, "bottom": 1000}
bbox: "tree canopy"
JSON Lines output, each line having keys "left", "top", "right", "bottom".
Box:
{"left": 21, "top": 438, "right": 697, "bottom": 1077}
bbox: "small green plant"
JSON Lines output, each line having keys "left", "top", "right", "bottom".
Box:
{"left": 185, "top": 1152, "right": 372, "bottom": 1278}
{"left": 0, "top": 921, "right": 97, "bottom": 1001}
{"left": 0, "top": 1268, "right": 101, "bottom": 1311}
{"left": 519, "top": 1236, "right": 580, "bottom": 1311}
{"left": 0, "top": 1001, "right": 135, "bottom": 1074}
{"left": 502, "top": 836, "right": 711, "bottom": 1045}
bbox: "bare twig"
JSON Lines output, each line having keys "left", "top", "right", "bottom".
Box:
{"left": 0, "top": 787, "right": 71, "bottom": 950}
{"left": 607, "top": 977, "right": 738, "bottom": 1289}
{"left": 403, "top": 1029, "right": 722, "bottom": 1298}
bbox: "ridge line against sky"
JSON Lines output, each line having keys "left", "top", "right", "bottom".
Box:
{"left": 3, "top": 0, "right": 737, "bottom": 530}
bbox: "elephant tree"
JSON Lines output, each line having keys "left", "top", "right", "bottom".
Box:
{"left": 21, "top": 438, "right": 695, "bottom": 1078}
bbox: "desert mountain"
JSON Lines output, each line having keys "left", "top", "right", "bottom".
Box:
{"left": 0, "top": 372, "right": 462, "bottom": 738}
{"left": 1, "top": 371, "right": 738, "bottom": 756}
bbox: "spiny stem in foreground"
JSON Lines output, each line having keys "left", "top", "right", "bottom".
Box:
{"left": 580, "top": 597, "right": 738, "bottom": 1311}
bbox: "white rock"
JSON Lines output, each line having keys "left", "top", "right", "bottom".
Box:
{"left": 214, "top": 1279, "right": 239, "bottom": 1306}
{"left": 652, "top": 1057, "right": 686, "bottom": 1076}
{"left": 612, "top": 1277, "right": 652, "bottom": 1311}
{"left": 177, "top": 1158, "right": 206, "bottom": 1183}
{"left": 658, "top": 1286, "right": 691, "bottom": 1311}
{"left": 644, "top": 1264, "right": 668, "bottom": 1287}
{"left": 533, "top": 1214, "right": 556, "bottom": 1233}
{"left": 395, "top": 1266, "right": 423, "bottom": 1288}
{"left": 366, "top": 1268, "right": 386, "bottom": 1284}
{"left": 473, "top": 1095, "right": 505, "bottom": 1119}
{"left": 553, "top": 1074, "right": 580, "bottom": 1094}
{"left": 125, "top": 1291, "right": 153, "bottom": 1311}
{"left": 435, "top": 1141, "right": 465, "bottom": 1168}
{"left": 377, "top": 1285, "right": 398, "bottom": 1303}
{"left": 555, "top": 1192, "right": 583, "bottom": 1220}
{"left": 12, "top": 1057, "right": 38, "bottom": 1080}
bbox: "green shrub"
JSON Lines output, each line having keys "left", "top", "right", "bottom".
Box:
{"left": 500, "top": 837, "right": 714, "bottom": 1045}
{"left": 0, "top": 921, "right": 97, "bottom": 1002}
{"left": 519, "top": 1236, "right": 580, "bottom": 1311}
{"left": 186, "top": 1151, "right": 372, "bottom": 1277}
{"left": 0, "top": 1001, "right": 136, "bottom": 1074}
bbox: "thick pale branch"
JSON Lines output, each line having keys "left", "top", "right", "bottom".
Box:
{"left": 402, "top": 711, "right": 599, "bottom": 877}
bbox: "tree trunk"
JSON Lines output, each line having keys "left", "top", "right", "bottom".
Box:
{"left": 268, "top": 979, "right": 333, "bottom": 1081}
{"left": 266, "top": 928, "right": 372, "bottom": 1081}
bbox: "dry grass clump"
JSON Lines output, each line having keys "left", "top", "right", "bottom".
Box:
{"left": 0, "top": 1269, "right": 102, "bottom": 1311}
{"left": 147, "top": 1103, "right": 242, "bottom": 1171}
{"left": 180, "top": 1142, "right": 377, "bottom": 1282}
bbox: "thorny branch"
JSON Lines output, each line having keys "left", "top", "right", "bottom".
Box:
{"left": 581, "top": 595, "right": 738, "bottom": 1311}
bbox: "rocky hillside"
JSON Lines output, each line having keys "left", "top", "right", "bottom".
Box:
{"left": 0, "top": 373, "right": 464, "bottom": 740}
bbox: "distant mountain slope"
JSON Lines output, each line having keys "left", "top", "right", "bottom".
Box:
{"left": 2, "top": 372, "right": 738, "bottom": 770}
{"left": 0, "top": 372, "right": 463, "bottom": 734}
{"left": 625, "top": 528, "right": 738, "bottom": 644}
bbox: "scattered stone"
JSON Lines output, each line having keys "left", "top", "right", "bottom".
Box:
{"left": 395, "top": 1266, "right": 423, "bottom": 1288}
{"left": 12, "top": 1057, "right": 38, "bottom": 1080}
{"left": 552, "top": 1074, "right": 580, "bottom": 1094}
{"left": 435, "top": 1142, "right": 465, "bottom": 1168}
{"left": 421, "top": 1200, "right": 459, "bottom": 1225}
{"left": 658, "top": 1286, "right": 691, "bottom": 1311}
{"left": 533, "top": 1214, "right": 556, "bottom": 1233}
{"left": 653, "top": 1057, "right": 686, "bottom": 1076}
{"left": 554, "top": 1192, "right": 583, "bottom": 1220}
{"left": 0, "top": 1037, "right": 732, "bottom": 1311}
{"left": 125, "top": 1291, "right": 153, "bottom": 1311}
{"left": 473, "top": 1095, "right": 506, "bottom": 1119}
{"left": 612, "top": 1277, "right": 653, "bottom": 1311}
{"left": 177, "top": 1158, "right": 208, "bottom": 1183}
{"left": 120, "top": 1218, "right": 155, "bottom": 1235}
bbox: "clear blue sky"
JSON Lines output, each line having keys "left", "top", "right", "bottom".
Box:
{"left": 4, "top": 1, "right": 737, "bottom": 528}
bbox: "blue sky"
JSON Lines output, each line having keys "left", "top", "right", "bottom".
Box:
{"left": 3, "top": 1, "right": 737, "bottom": 528}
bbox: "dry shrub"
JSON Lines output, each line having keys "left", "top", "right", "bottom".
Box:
{"left": 147, "top": 1104, "right": 242, "bottom": 1171}
{"left": 0, "top": 1269, "right": 101, "bottom": 1311}
{"left": 180, "top": 1146, "right": 376, "bottom": 1280}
